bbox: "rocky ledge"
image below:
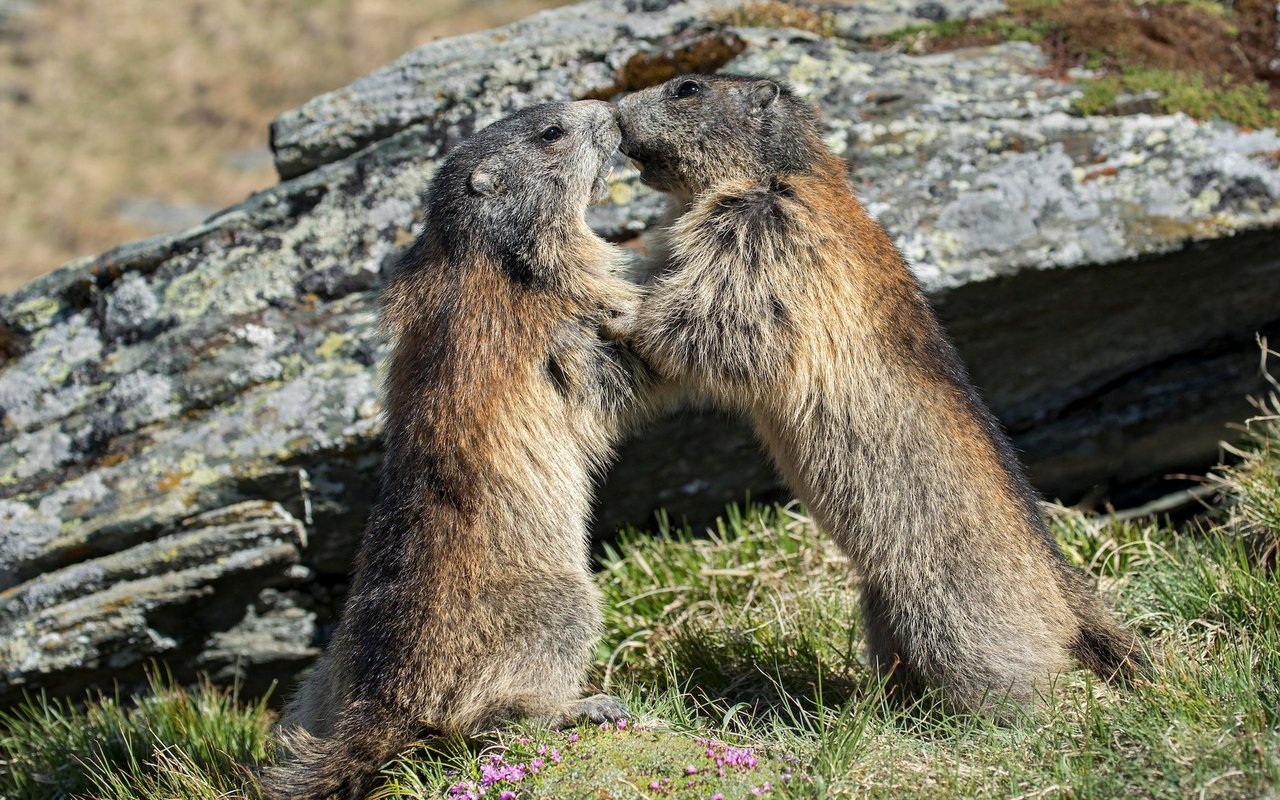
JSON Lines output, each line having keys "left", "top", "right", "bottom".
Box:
{"left": 2, "top": 0, "right": 1278, "bottom": 705}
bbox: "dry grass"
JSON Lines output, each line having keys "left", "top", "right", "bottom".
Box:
{"left": 0, "top": 0, "right": 572, "bottom": 293}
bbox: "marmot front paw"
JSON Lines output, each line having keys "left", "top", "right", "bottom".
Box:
{"left": 554, "top": 694, "right": 630, "bottom": 728}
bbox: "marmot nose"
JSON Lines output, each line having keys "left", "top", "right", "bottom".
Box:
{"left": 577, "top": 99, "right": 614, "bottom": 125}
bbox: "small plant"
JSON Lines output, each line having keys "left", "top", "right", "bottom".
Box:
{"left": 0, "top": 671, "right": 273, "bottom": 800}
{"left": 1073, "top": 68, "right": 1280, "bottom": 128}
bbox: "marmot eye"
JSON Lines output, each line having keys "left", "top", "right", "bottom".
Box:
{"left": 675, "top": 80, "right": 701, "bottom": 98}
{"left": 540, "top": 126, "right": 564, "bottom": 142}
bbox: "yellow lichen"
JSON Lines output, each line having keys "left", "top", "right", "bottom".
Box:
{"left": 609, "top": 182, "right": 635, "bottom": 206}
{"left": 316, "top": 332, "right": 348, "bottom": 360}
{"left": 10, "top": 296, "right": 63, "bottom": 331}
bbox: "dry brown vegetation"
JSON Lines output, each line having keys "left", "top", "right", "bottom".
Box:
{"left": 881, "top": 0, "right": 1280, "bottom": 109}
{"left": 0, "top": 0, "right": 571, "bottom": 293}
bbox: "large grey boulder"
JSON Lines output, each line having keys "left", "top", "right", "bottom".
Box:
{"left": 2, "top": 0, "right": 1278, "bottom": 705}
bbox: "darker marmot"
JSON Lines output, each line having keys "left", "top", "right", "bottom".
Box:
{"left": 615, "top": 74, "right": 1147, "bottom": 714}
{"left": 261, "top": 100, "right": 648, "bottom": 800}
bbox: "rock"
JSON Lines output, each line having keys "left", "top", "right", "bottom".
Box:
{"left": 1, "top": 0, "right": 1278, "bottom": 704}
{"left": 267, "top": 0, "right": 1005, "bottom": 179}
{"left": 0, "top": 501, "right": 308, "bottom": 705}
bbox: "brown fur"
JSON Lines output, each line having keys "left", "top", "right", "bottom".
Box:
{"left": 615, "top": 75, "right": 1148, "bottom": 714}
{"left": 261, "top": 101, "right": 649, "bottom": 799}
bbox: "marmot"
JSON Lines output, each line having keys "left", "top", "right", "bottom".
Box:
{"left": 614, "top": 74, "right": 1147, "bottom": 714}
{"left": 261, "top": 100, "right": 648, "bottom": 800}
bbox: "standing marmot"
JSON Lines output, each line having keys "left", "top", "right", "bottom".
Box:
{"left": 615, "top": 74, "right": 1146, "bottom": 714}
{"left": 261, "top": 100, "right": 647, "bottom": 800}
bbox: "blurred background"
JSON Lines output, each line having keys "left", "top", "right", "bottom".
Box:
{"left": 0, "top": 0, "right": 576, "bottom": 293}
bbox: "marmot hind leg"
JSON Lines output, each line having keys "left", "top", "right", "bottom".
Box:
{"left": 859, "top": 581, "right": 1046, "bottom": 718}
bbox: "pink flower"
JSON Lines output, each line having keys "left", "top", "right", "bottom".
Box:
{"left": 616, "top": 719, "right": 628, "bottom": 730}
{"left": 530, "top": 757, "right": 545, "bottom": 773}
{"left": 706, "top": 743, "right": 759, "bottom": 772}
{"left": 685, "top": 765, "right": 699, "bottom": 775}
{"left": 447, "top": 782, "right": 480, "bottom": 800}
{"left": 549, "top": 748, "right": 563, "bottom": 765}
{"left": 566, "top": 732, "right": 580, "bottom": 744}
{"left": 711, "top": 794, "right": 725, "bottom": 800}
{"left": 499, "top": 792, "right": 517, "bottom": 800}
{"left": 479, "top": 762, "right": 527, "bottom": 787}
{"left": 751, "top": 783, "right": 773, "bottom": 796}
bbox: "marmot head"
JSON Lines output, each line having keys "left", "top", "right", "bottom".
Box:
{"left": 424, "top": 101, "right": 620, "bottom": 281}
{"left": 616, "top": 74, "right": 826, "bottom": 198}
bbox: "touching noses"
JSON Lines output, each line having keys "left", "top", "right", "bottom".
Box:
{"left": 575, "top": 100, "right": 618, "bottom": 139}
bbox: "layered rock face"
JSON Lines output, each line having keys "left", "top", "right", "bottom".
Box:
{"left": 2, "top": 0, "right": 1278, "bottom": 705}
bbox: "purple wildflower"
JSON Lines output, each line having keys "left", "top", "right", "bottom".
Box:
{"left": 685, "top": 765, "right": 699, "bottom": 775}
{"left": 698, "top": 740, "right": 762, "bottom": 779}
{"left": 447, "top": 781, "right": 481, "bottom": 800}
{"left": 480, "top": 762, "right": 526, "bottom": 787}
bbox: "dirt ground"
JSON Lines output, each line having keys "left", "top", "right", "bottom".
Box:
{"left": 0, "top": 0, "right": 572, "bottom": 293}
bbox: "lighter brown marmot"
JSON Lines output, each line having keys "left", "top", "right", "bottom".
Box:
{"left": 261, "top": 100, "right": 649, "bottom": 800}
{"left": 614, "top": 74, "right": 1147, "bottom": 715}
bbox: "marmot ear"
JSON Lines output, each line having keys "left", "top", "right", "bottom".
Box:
{"left": 748, "top": 80, "right": 780, "bottom": 114}
{"left": 469, "top": 158, "right": 505, "bottom": 196}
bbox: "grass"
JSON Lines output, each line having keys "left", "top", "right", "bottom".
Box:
{"left": 0, "top": 674, "right": 274, "bottom": 800}
{"left": 4, "top": 379, "right": 1280, "bottom": 798}
{"left": 1072, "top": 68, "right": 1280, "bottom": 128}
